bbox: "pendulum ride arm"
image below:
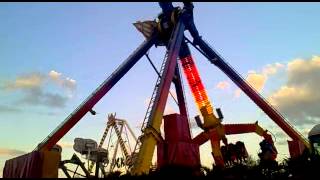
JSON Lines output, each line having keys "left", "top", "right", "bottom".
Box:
{"left": 179, "top": 41, "right": 225, "bottom": 167}
{"left": 224, "top": 122, "right": 278, "bottom": 159}
{"left": 192, "top": 122, "right": 278, "bottom": 159}
{"left": 179, "top": 41, "right": 220, "bottom": 130}
{"left": 36, "top": 35, "right": 157, "bottom": 152}
{"left": 130, "top": 19, "right": 185, "bottom": 175}
{"left": 170, "top": 2, "right": 225, "bottom": 167}
{"left": 181, "top": 2, "right": 310, "bottom": 150}
{"left": 223, "top": 122, "right": 274, "bottom": 144}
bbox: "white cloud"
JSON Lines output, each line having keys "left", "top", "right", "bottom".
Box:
{"left": 0, "top": 148, "right": 26, "bottom": 157}
{"left": 48, "top": 70, "right": 77, "bottom": 92}
{"left": 231, "top": 56, "right": 320, "bottom": 127}
{"left": 57, "top": 141, "right": 73, "bottom": 149}
{"left": 234, "top": 62, "right": 285, "bottom": 98}
{"left": 48, "top": 70, "right": 62, "bottom": 81}
{"left": 18, "top": 87, "right": 68, "bottom": 108}
{"left": 262, "top": 63, "right": 285, "bottom": 76}
{"left": 234, "top": 89, "right": 241, "bottom": 98}
{"left": 268, "top": 56, "right": 320, "bottom": 126}
{"left": 234, "top": 71, "right": 267, "bottom": 97}
{"left": 62, "top": 77, "right": 77, "bottom": 92}
{"left": 1, "top": 70, "right": 77, "bottom": 108}
{"left": 268, "top": 86, "right": 310, "bottom": 107}
{"left": 246, "top": 72, "right": 267, "bottom": 92}
{"left": 4, "top": 73, "right": 45, "bottom": 90}
{"left": 216, "top": 81, "right": 230, "bottom": 90}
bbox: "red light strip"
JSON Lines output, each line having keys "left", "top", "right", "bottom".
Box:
{"left": 180, "top": 55, "right": 214, "bottom": 115}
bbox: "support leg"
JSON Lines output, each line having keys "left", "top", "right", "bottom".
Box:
{"left": 37, "top": 35, "right": 157, "bottom": 151}
{"left": 173, "top": 65, "right": 188, "bottom": 118}
{"left": 209, "top": 130, "right": 224, "bottom": 168}
{"left": 131, "top": 20, "right": 185, "bottom": 175}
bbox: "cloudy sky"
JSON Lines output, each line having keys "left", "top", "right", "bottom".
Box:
{"left": 1, "top": 2, "right": 320, "bottom": 177}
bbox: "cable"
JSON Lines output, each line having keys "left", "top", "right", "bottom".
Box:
{"left": 145, "top": 52, "right": 179, "bottom": 105}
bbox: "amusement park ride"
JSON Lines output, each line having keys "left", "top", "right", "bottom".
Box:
{"left": 3, "top": 2, "right": 314, "bottom": 178}
{"left": 58, "top": 113, "right": 137, "bottom": 178}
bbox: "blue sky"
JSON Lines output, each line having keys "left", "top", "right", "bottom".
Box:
{"left": 1, "top": 2, "right": 320, "bottom": 177}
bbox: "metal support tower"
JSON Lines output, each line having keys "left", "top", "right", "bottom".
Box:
{"left": 27, "top": 2, "right": 311, "bottom": 177}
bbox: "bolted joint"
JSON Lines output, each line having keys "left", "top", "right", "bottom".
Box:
{"left": 143, "top": 126, "right": 164, "bottom": 143}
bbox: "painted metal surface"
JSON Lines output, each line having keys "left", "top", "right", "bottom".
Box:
{"left": 179, "top": 46, "right": 220, "bottom": 129}
{"left": 157, "top": 114, "right": 200, "bottom": 169}
{"left": 179, "top": 42, "right": 225, "bottom": 167}
{"left": 130, "top": 20, "right": 185, "bottom": 175}
{"left": 173, "top": 65, "right": 189, "bottom": 117}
